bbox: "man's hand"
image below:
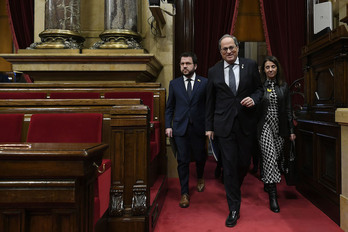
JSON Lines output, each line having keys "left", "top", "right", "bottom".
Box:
{"left": 165, "top": 128, "right": 173, "bottom": 137}
{"left": 206, "top": 131, "right": 214, "bottom": 140}
{"left": 240, "top": 97, "right": 255, "bottom": 108}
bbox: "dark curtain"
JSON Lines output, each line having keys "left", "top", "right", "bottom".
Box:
{"left": 262, "top": 0, "right": 306, "bottom": 111}
{"left": 262, "top": 0, "right": 306, "bottom": 85}
{"left": 194, "top": 0, "right": 237, "bottom": 78}
{"left": 6, "top": 0, "right": 34, "bottom": 82}
{"left": 6, "top": 0, "right": 34, "bottom": 50}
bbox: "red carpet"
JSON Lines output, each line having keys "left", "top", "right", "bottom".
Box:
{"left": 154, "top": 156, "right": 343, "bottom": 232}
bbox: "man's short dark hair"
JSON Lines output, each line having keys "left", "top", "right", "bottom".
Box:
{"left": 180, "top": 52, "right": 198, "bottom": 65}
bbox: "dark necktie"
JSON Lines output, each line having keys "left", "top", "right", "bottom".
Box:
{"left": 186, "top": 78, "right": 192, "bottom": 97}
{"left": 229, "top": 64, "right": 236, "bottom": 95}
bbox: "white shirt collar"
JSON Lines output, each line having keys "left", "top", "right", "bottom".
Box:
{"left": 224, "top": 57, "right": 239, "bottom": 69}
{"left": 183, "top": 72, "right": 196, "bottom": 81}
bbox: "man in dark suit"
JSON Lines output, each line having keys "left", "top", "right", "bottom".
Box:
{"left": 165, "top": 52, "right": 207, "bottom": 208}
{"left": 206, "top": 35, "right": 263, "bottom": 227}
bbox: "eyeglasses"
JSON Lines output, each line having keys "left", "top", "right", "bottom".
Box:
{"left": 221, "top": 46, "right": 237, "bottom": 53}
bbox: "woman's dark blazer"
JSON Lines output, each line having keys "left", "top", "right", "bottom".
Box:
{"left": 257, "top": 80, "right": 295, "bottom": 139}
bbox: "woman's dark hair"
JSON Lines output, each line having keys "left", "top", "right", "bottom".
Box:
{"left": 260, "top": 56, "right": 285, "bottom": 86}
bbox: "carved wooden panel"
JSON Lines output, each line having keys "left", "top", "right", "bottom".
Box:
{"left": 317, "top": 133, "right": 337, "bottom": 190}
{"left": 314, "top": 68, "right": 334, "bottom": 104}
{"left": 334, "top": 54, "right": 348, "bottom": 108}
{"left": 297, "top": 127, "right": 314, "bottom": 177}
{"left": 0, "top": 210, "right": 22, "bottom": 232}
{"left": 108, "top": 105, "right": 149, "bottom": 220}
{"left": 299, "top": 26, "right": 347, "bottom": 224}
{"left": 21, "top": 210, "right": 77, "bottom": 232}
{"left": 0, "top": 143, "right": 107, "bottom": 232}
{"left": 296, "top": 119, "right": 341, "bottom": 224}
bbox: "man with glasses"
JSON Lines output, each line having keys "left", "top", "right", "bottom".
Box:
{"left": 206, "top": 35, "right": 263, "bottom": 227}
{"left": 165, "top": 52, "right": 208, "bottom": 208}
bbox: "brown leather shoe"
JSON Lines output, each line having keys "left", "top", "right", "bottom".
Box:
{"left": 197, "top": 178, "right": 205, "bottom": 192}
{"left": 179, "top": 194, "right": 190, "bottom": 208}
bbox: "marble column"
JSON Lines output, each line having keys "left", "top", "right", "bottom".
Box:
{"left": 92, "top": 0, "right": 142, "bottom": 49}
{"left": 30, "top": 0, "right": 85, "bottom": 49}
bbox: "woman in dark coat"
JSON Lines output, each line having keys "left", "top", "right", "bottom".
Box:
{"left": 257, "top": 56, "right": 296, "bottom": 213}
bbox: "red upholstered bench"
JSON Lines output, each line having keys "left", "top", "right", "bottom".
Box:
{"left": 0, "top": 114, "right": 24, "bottom": 142}
{"left": 0, "top": 92, "right": 47, "bottom": 99}
{"left": 26, "top": 113, "right": 111, "bottom": 227}
{"left": 104, "top": 92, "right": 160, "bottom": 161}
{"left": 49, "top": 92, "right": 100, "bottom": 99}
{"left": 26, "top": 113, "right": 103, "bottom": 143}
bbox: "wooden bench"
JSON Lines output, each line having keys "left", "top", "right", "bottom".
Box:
{"left": 0, "top": 82, "right": 165, "bottom": 123}
{"left": 0, "top": 98, "right": 167, "bottom": 232}
{"left": 0, "top": 82, "right": 167, "bottom": 188}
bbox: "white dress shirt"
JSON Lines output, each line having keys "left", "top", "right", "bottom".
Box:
{"left": 224, "top": 57, "right": 240, "bottom": 91}
{"left": 183, "top": 73, "right": 196, "bottom": 91}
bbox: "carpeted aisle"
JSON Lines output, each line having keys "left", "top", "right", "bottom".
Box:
{"left": 154, "top": 156, "right": 344, "bottom": 232}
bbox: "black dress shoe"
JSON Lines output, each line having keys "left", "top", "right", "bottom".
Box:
{"left": 225, "top": 211, "right": 240, "bottom": 227}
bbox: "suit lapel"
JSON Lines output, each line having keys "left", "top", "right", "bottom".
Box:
{"left": 217, "top": 62, "right": 228, "bottom": 87}
{"left": 190, "top": 76, "right": 201, "bottom": 100}
{"left": 237, "top": 59, "right": 246, "bottom": 94}
{"left": 177, "top": 77, "right": 190, "bottom": 101}
{"left": 218, "top": 61, "right": 233, "bottom": 93}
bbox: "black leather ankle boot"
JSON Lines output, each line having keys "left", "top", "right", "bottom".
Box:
{"left": 268, "top": 183, "right": 280, "bottom": 213}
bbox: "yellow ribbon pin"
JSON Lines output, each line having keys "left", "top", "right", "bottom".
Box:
{"left": 267, "top": 88, "right": 272, "bottom": 92}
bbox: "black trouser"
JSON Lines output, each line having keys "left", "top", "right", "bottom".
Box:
{"left": 217, "top": 120, "right": 252, "bottom": 212}
{"left": 175, "top": 124, "right": 206, "bottom": 195}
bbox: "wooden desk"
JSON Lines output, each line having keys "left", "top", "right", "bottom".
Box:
{"left": 0, "top": 143, "right": 108, "bottom": 232}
